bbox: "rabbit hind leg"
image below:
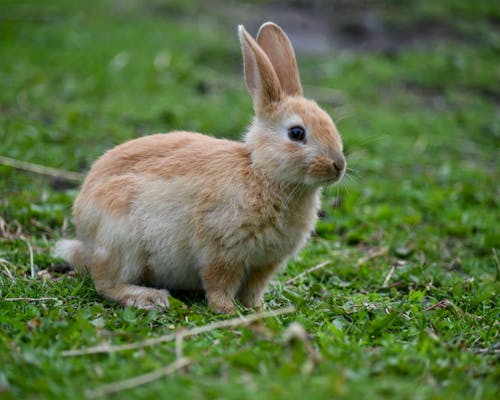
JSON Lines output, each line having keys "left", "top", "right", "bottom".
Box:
{"left": 89, "top": 249, "right": 170, "bottom": 310}
{"left": 98, "top": 282, "right": 170, "bottom": 310}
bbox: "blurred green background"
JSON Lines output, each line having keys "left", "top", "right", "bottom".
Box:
{"left": 0, "top": 1, "right": 499, "bottom": 399}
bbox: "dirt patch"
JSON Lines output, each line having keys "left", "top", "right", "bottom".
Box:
{"left": 187, "top": 0, "right": 475, "bottom": 55}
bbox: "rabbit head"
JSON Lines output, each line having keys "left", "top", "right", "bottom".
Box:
{"left": 239, "top": 22, "right": 346, "bottom": 187}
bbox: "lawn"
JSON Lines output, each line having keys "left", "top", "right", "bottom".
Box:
{"left": 0, "top": 0, "right": 499, "bottom": 399}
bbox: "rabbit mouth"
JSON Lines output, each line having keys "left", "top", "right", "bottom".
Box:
{"left": 305, "top": 171, "right": 344, "bottom": 186}
{"left": 322, "top": 173, "right": 344, "bottom": 185}
{"left": 307, "top": 159, "right": 346, "bottom": 186}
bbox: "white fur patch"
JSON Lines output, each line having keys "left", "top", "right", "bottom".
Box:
{"left": 52, "top": 239, "right": 85, "bottom": 266}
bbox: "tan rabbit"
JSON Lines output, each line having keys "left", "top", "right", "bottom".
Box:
{"left": 53, "top": 22, "right": 346, "bottom": 313}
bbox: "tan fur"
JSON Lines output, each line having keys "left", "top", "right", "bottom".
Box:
{"left": 91, "top": 175, "right": 137, "bottom": 216}
{"left": 239, "top": 26, "right": 283, "bottom": 112}
{"left": 201, "top": 259, "right": 245, "bottom": 314}
{"left": 257, "top": 23, "right": 303, "bottom": 96}
{"left": 237, "top": 263, "right": 280, "bottom": 308}
{"left": 53, "top": 22, "right": 347, "bottom": 313}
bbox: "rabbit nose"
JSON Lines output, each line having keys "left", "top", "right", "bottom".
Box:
{"left": 332, "top": 153, "right": 346, "bottom": 175}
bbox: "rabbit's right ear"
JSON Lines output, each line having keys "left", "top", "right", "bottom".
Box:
{"left": 256, "top": 22, "right": 303, "bottom": 97}
{"left": 239, "top": 25, "right": 283, "bottom": 112}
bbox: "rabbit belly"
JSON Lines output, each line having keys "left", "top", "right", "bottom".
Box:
{"left": 139, "top": 215, "right": 203, "bottom": 291}
{"left": 133, "top": 178, "right": 204, "bottom": 290}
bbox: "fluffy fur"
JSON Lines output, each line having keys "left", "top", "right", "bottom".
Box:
{"left": 53, "top": 22, "right": 346, "bottom": 313}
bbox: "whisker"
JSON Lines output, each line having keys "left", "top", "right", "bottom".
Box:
{"left": 279, "top": 181, "right": 295, "bottom": 208}
{"left": 345, "top": 149, "right": 368, "bottom": 162}
{"left": 346, "top": 167, "right": 362, "bottom": 178}
{"left": 352, "top": 133, "right": 388, "bottom": 146}
{"left": 343, "top": 168, "right": 361, "bottom": 182}
{"left": 283, "top": 183, "right": 304, "bottom": 209}
{"left": 344, "top": 173, "right": 360, "bottom": 184}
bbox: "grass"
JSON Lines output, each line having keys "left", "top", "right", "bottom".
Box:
{"left": 1, "top": 0, "right": 499, "bottom": 399}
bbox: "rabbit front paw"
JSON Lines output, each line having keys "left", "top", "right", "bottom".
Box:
{"left": 207, "top": 292, "right": 236, "bottom": 314}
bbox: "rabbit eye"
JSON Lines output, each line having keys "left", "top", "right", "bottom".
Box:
{"left": 288, "top": 126, "right": 306, "bottom": 142}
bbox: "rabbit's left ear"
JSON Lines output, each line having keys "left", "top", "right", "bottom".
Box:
{"left": 239, "top": 25, "right": 283, "bottom": 112}
{"left": 257, "top": 22, "right": 303, "bottom": 97}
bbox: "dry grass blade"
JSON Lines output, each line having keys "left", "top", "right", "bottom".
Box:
{"left": 475, "top": 348, "right": 500, "bottom": 355}
{"left": 175, "top": 333, "right": 184, "bottom": 360}
{"left": 30, "top": 218, "right": 59, "bottom": 238}
{"left": 63, "top": 306, "right": 295, "bottom": 356}
{"left": 286, "top": 261, "right": 331, "bottom": 284}
{"left": 0, "top": 217, "right": 22, "bottom": 239}
{"left": 382, "top": 263, "right": 397, "bottom": 288}
{"left": 5, "top": 297, "right": 59, "bottom": 302}
{"left": 20, "top": 236, "right": 35, "bottom": 278}
{"left": 382, "top": 260, "right": 405, "bottom": 288}
{"left": 0, "top": 155, "right": 84, "bottom": 183}
{"left": 424, "top": 299, "right": 464, "bottom": 318}
{"left": 357, "top": 246, "right": 389, "bottom": 267}
{"left": 85, "top": 357, "right": 191, "bottom": 399}
{"left": 424, "top": 299, "right": 451, "bottom": 312}
{"left": 0, "top": 258, "right": 15, "bottom": 279}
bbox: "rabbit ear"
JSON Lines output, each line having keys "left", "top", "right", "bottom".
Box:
{"left": 256, "top": 22, "right": 303, "bottom": 97}
{"left": 239, "top": 25, "right": 283, "bottom": 112}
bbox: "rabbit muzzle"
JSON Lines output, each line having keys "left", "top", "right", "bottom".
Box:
{"left": 308, "top": 150, "right": 346, "bottom": 185}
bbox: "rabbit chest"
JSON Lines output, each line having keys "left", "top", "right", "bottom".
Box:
{"left": 194, "top": 180, "right": 322, "bottom": 269}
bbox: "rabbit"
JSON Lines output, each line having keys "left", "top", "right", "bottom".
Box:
{"left": 53, "top": 22, "right": 346, "bottom": 314}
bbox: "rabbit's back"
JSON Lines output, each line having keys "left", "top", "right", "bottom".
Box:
{"left": 75, "top": 132, "right": 246, "bottom": 216}
{"left": 82, "top": 131, "right": 246, "bottom": 185}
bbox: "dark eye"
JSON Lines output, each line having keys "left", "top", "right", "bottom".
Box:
{"left": 288, "top": 126, "right": 306, "bottom": 142}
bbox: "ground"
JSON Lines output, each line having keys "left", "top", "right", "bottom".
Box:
{"left": 0, "top": 0, "right": 499, "bottom": 399}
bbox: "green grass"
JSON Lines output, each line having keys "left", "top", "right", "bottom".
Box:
{"left": 1, "top": 0, "right": 499, "bottom": 399}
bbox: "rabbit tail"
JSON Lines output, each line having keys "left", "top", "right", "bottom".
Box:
{"left": 53, "top": 239, "right": 88, "bottom": 270}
